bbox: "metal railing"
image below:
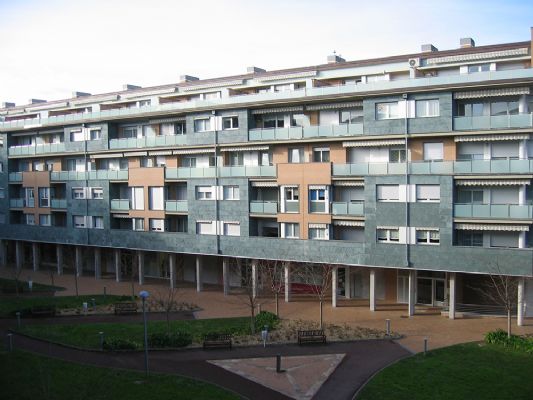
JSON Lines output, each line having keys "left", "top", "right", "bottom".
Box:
{"left": 331, "top": 201, "right": 364, "bottom": 216}
{"left": 454, "top": 203, "right": 533, "bottom": 219}
{"left": 165, "top": 200, "right": 188, "bottom": 212}
{"left": 249, "top": 201, "right": 278, "bottom": 214}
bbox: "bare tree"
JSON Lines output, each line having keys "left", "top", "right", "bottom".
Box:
{"left": 8, "top": 262, "right": 24, "bottom": 297}
{"left": 150, "top": 287, "right": 181, "bottom": 334}
{"left": 231, "top": 260, "right": 262, "bottom": 334}
{"left": 295, "top": 263, "right": 335, "bottom": 329}
{"left": 259, "top": 259, "right": 287, "bottom": 318}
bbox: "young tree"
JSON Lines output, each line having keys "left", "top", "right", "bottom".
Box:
{"left": 150, "top": 287, "right": 181, "bottom": 334}
{"left": 231, "top": 259, "right": 262, "bottom": 334}
{"left": 259, "top": 259, "right": 287, "bottom": 318}
{"left": 295, "top": 263, "right": 335, "bottom": 329}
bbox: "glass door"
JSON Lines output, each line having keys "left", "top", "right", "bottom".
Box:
{"left": 434, "top": 279, "right": 445, "bottom": 306}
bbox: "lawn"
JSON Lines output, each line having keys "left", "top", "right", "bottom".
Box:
{"left": 357, "top": 342, "right": 533, "bottom": 400}
{"left": 18, "top": 317, "right": 252, "bottom": 348}
{"left": 0, "top": 350, "right": 238, "bottom": 400}
{"left": 0, "top": 277, "right": 65, "bottom": 293}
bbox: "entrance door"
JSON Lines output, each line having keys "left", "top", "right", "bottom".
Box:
{"left": 434, "top": 279, "right": 445, "bottom": 306}
{"left": 397, "top": 273, "right": 409, "bottom": 303}
{"left": 338, "top": 268, "right": 346, "bottom": 297}
{"left": 417, "top": 278, "right": 433, "bottom": 305}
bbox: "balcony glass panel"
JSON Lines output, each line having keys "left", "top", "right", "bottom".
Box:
{"left": 111, "top": 199, "right": 130, "bottom": 210}
{"left": 50, "top": 199, "right": 67, "bottom": 209}
{"left": 331, "top": 201, "right": 364, "bottom": 215}
{"left": 309, "top": 202, "right": 326, "bottom": 213}
{"left": 165, "top": 200, "right": 188, "bottom": 212}
{"left": 249, "top": 201, "right": 278, "bottom": 214}
{"left": 285, "top": 201, "right": 299, "bottom": 213}
{"left": 9, "top": 199, "right": 24, "bottom": 208}
{"left": 454, "top": 204, "right": 533, "bottom": 219}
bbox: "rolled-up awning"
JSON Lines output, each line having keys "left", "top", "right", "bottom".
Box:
{"left": 309, "top": 185, "right": 327, "bottom": 190}
{"left": 251, "top": 106, "right": 303, "bottom": 115}
{"left": 333, "top": 220, "right": 364, "bottom": 227}
{"left": 220, "top": 145, "right": 269, "bottom": 152}
{"left": 112, "top": 214, "right": 131, "bottom": 219}
{"left": 333, "top": 180, "right": 364, "bottom": 187}
{"left": 454, "top": 87, "right": 530, "bottom": 99}
{"left": 123, "top": 151, "right": 147, "bottom": 157}
{"left": 455, "top": 179, "right": 530, "bottom": 186}
{"left": 306, "top": 101, "right": 363, "bottom": 111}
{"left": 250, "top": 181, "right": 278, "bottom": 187}
{"left": 455, "top": 223, "right": 529, "bottom": 232}
{"left": 149, "top": 117, "right": 186, "bottom": 124}
{"left": 308, "top": 223, "right": 328, "bottom": 229}
{"left": 343, "top": 139, "right": 405, "bottom": 147}
{"left": 173, "top": 148, "right": 215, "bottom": 155}
{"left": 454, "top": 134, "right": 529, "bottom": 142}
{"left": 90, "top": 153, "right": 123, "bottom": 159}
{"left": 149, "top": 150, "right": 173, "bottom": 156}
{"left": 256, "top": 71, "right": 317, "bottom": 82}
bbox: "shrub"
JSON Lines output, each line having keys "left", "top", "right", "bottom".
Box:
{"left": 485, "top": 329, "right": 533, "bottom": 353}
{"left": 255, "top": 311, "right": 280, "bottom": 332}
{"left": 148, "top": 331, "right": 192, "bottom": 348}
{"left": 102, "top": 338, "right": 139, "bottom": 351}
{"left": 485, "top": 329, "right": 508, "bottom": 345}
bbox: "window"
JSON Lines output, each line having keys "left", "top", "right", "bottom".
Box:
{"left": 204, "top": 91, "right": 221, "bottom": 100}
{"left": 262, "top": 114, "right": 285, "bottom": 128}
{"left": 25, "top": 188, "right": 35, "bottom": 207}
{"left": 274, "top": 84, "right": 291, "bottom": 92}
{"left": 376, "top": 185, "right": 399, "bottom": 201}
{"left": 121, "top": 126, "right": 139, "bottom": 138}
{"left": 73, "top": 215, "right": 86, "bottom": 228}
{"left": 155, "top": 156, "right": 166, "bottom": 167}
{"left": 38, "top": 188, "right": 50, "bottom": 207}
{"left": 39, "top": 214, "right": 51, "bottom": 226}
{"left": 197, "top": 221, "right": 214, "bottom": 235}
{"left": 416, "top": 185, "right": 440, "bottom": 202}
{"left": 284, "top": 223, "right": 299, "bottom": 239}
{"left": 0, "top": 162, "right": 3, "bottom": 172}
{"left": 229, "top": 152, "right": 244, "bottom": 166}
{"left": 181, "top": 156, "right": 196, "bottom": 168}
{"left": 309, "top": 188, "right": 327, "bottom": 213}
{"left": 66, "top": 158, "right": 86, "bottom": 172}
{"left": 33, "top": 160, "right": 44, "bottom": 171}
{"left": 490, "top": 101, "right": 519, "bottom": 116}
{"left": 0, "top": 188, "right": 4, "bottom": 199}
{"left": 309, "top": 226, "right": 328, "bottom": 240}
{"left": 72, "top": 188, "right": 85, "bottom": 199}
{"left": 131, "top": 187, "right": 145, "bottom": 210}
{"left": 457, "top": 102, "right": 486, "bottom": 117}
{"left": 389, "top": 148, "right": 406, "bottom": 163}
{"left": 91, "top": 188, "right": 103, "bottom": 199}
{"left": 285, "top": 187, "right": 299, "bottom": 201}
{"left": 416, "top": 229, "right": 440, "bottom": 245}
{"left": 468, "top": 63, "right": 490, "bottom": 73}
{"left": 340, "top": 108, "right": 363, "bottom": 124}
{"left": 149, "top": 187, "right": 164, "bottom": 210}
{"left": 376, "top": 102, "right": 399, "bottom": 120}
{"left": 377, "top": 228, "right": 399, "bottom": 243}
{"left": 176, "top": 122, "right": 186, "bottom": 134}
{"left": 89, "top": 129, "right": 102, "bottom": 140}
{"left": 194, "top": 118, "right": 211, "bottom": 132}
{"left": 313, "top": 147, "right": 330, "bottom": 162}
{"left": 309, "top": 189, "right": 325, "bottom": 200}
{"left": 415, "top": 99, "right": 439, "bottom": 117}
{"left": 92, "top": 216, "right": 104, "bottom": 229}
{"left": 149, "top": 219, "right": 165, "bottom": 232}
{"left": 140, "top": 157, "right": 155, "bottom": 168}
{"left": 288, "top": 147, "right": 304, "bottom": 163}
{"left": 26, "top": 214, "right": 35, "bottom": 226}
{"left": 456, "top": 231, "right": 483, "bottom": 247}
{"left": 138, "top": 100, "right": 151, "bottom": 107}
{"left": 222, "top": 116, "right": 239, "bottom": 130}
{"left": 291, "top": 113, "right": 311, "bottom": 128}
{"left": 196, "top": 186, "right": 214, "bottom": 200}
{"left": 0, "top": 214, "right": 5, "bottom": 224}
{"left": 70, "top": 129, "right": 85, "bottom": 142}
{"left": 223, "top": 186, "right": 239, "bottom": 200}
{"left": 132, "top": 218, "right": 145, "bottom": 231}
{"left": 160, "top": 123, "right": 176, "bottom": 136}
{"left": 490, "top": 232, "right": 518, "bottom": 248}
{"left": 423, "top": 142, "right": 444, "bottom": 161}
{"left": 223, "top": 222, "right": 240, "bottom": 236}
{"left": 457, "top": 189, "right": 484, "bottom": 204}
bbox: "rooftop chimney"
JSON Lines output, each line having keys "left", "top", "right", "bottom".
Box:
{"left": 72, "top": 91, "right": 91, "bottom": 98}
{"left": 123, "top": 84, "right": 142, "bottom": 91}
{"left": 180, "top": 75, "right": 199, "bottom": 83}
{"left": 327, "top": 53, "right": 345, "bottom": 64}
{"left": 247, "top": 66, "right": 266, "bottom": 74}
{"left": 1, "top": 102, "right": 15, "bottom": 108}
{"left": 28, "top": 99, "right": 46, "bottom": 104}
{"left": 460, "top": 37, "right": 475, "bottom": 48}
{"left": 421, "top": 44, "right": 438, "bottom": 53}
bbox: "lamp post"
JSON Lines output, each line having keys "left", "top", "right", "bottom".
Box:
{"left": 139, "top": 290, "right": 150, "bottom": 376}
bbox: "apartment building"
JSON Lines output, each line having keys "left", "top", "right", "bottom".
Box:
{"left": 1, "top": 30, "right": 533, "bottom": 323}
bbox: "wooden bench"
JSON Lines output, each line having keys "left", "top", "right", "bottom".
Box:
{"left": 114, "top": 302, "right": 138, "bottom": 315}
{"left": 297, "top": 330, "right": 326, "bottom": 345}
{"left": 203, "top": 333, "right": 232, "bottom": 350}
{"left": 30, "top": 305, "right": 56, "bottom": 317}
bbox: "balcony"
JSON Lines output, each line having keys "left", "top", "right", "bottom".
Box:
{"left": 50, "top": 170, "right": 128, "bottom": 181}
{"left": 249, "top": 201, "right": 278, "bottom": 214}
{"left": 331, "top": 201, "right": 364, "bottom": 216}
{"left": 110, "top": 199, "right": 130, "bottom": 211}
{"left": 8, "top": 143, "right": 67, "bottom": 156}
{"left": 109, "top": 135, "right": 187, "bottom": 149}
{"left": 8, "top": 172, "right": 22, "bottom": 182}
{"left": 454, "top": 114, "right": 533, "bottom": 131}
{"left": 454, "top": 203, "right": 533, "bottom": 219}
{"left": 165, "top": 167, "right": 216, "bottom": 179}
{"left": 9, "top": 198, "right": 24, "bottom": 208}
{"left": 248, "top": 123, "right": 363, "bottom": 141}
{"left": 50, "top": 199, "right": 67, "bottom": 209}
{"left": 165, "top": 200, "right": 188, "bottom": 213}
{"left": 218, "top": 165, "right": 276, "bottom": 177}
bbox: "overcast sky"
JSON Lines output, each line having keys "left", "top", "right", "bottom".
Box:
{"left": 1, "top": 0, "right": 532, "bottom": 105}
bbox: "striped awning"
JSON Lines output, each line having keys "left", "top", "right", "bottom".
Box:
{"left": 333, "top": 220, "right": 364, "bottom": 227}
{"left": 182, "top": 80, "right": 244, "bottom": 92}
{"left": 333, "top": 180, "right": 364, "bottom": 187}
{"left": 454, "top": 134, "right": 530, "bottom": 142}
{"left": 112, "top": 214, "right": 131, "bottom": 219}
{"left": 308, "top": 223, "right": 328, "bottom": 229}
{"left": 455, "top": 179, "right": 531, "bottom": 186}
{"left": 455, "top": 223, "right": 529, "bottom": 232}
{"left": 415, "top": 227, "right": 439, "bottom": 231}
{"left": 173, "top": 148, "right": 215, "bottom": 155}
{"left": 90, "top": 153, "right": 123, "bottom": 159}
{"left": 149, "top": 117, "right": 186, "bottom": 124}
{"left": 196, "top": 220, "right": 212, "bottom": 224}
{"left": 124, "top": 151, "right": 147, "bottom": 157}
{"left": 251, "top": 181, "right": 278, "bottom": 187}
{"left": 256, "top": 71, "right": 317, "bottom": 82}
{"left": 251, "top": 106, "right": 303, "bottom": 115}
{"left": 306, "top": 101, "right": 363, "bottom": 111}
{"left": 343, "top": 139, "right": 405, "bottom": 147}
{"left": 220, "top": 145, "right": 269, "bottom": 152}
{"left": 281, "top": 184, "right": 298, "bottom": 188}
{"left": 149, "top": 150, "right": 173, "bottom": 156}
{"left": 426, "top": 48, "right": 529, "bottom": 65}
{"left": 454, "top": 87, "right": 530, "bottom": 99}
{"left": 309, "top": 185, "right": 327, "bottom": 190}
{"left": 377, "top": 226, "right": 399, "bottom": 230}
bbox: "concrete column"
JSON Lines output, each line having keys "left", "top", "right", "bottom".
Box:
{"left": 75, "top": 246, "right": 82, "bottom": 277}
{"left": 94, "top": 248, "right": 101, "bottom": 279}
{"left": 332, "top": 266, "right": 338, "bottom": 308}
{"left": 15, "top": 241, "right": 23, "bottom": 270}
{"left": 32, "top": 243, "right": 40, "bottom": 272}
{"left": 408, "top": 270, "right": 416, "bottom": 317}
{"left": 222, "top": 258, "right": 229, "bottom": 296}
{"left": 137, "top": 251, "right": 145, "bottom": 285}
{"left": 369, "top": 268, "right": 376, "bottom": 312}
{"left": 344, "top": 267, "right": 351, "bottom": 299}
{"left": 56, "top": 244, "right": 63, "bottom": 275}
{"left": 0, "top": 240, "right": 6, "bottom": 267}
{"left": 114, "top": 249, "right": 121, "bottom": 282}
{"left": 196, "top": 255, "right": 203, "bottom": 292}
{"left": 449, "top": 272, "right": 456, "bottom": 320}
{"left": 169, "top": 254, "right": 176, "bottom": 289}
{"left": 251, "top": 260, "right": 258, "bottom": 299}
{"left": 284, "top": 263, "right": 291, "bottom": 302}
{"left": 518, "top": 277, "right": 525, "bottom": 326}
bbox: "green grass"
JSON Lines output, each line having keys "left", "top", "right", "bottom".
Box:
{"left": 0, "top": 294, "right": 132, "bottom": 317}
{"left": 357, "top": 342, "right": 533, "bottom": 400}
{"left": 19, "top": 317, "right": 252, "bottom": 348}
{"left": 0, "top": 350, "right": 238, "bottom": 400}
{"left": 0, "top": 277, "right": 65, "bottom": 293}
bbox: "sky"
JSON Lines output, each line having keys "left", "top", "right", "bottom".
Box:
{"left": 0, "top": 0, "right": 532, "bottom": 106}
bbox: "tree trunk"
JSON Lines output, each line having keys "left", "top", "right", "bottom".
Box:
{"left": 74, "top": 272, "right": 79, "bottom": 298}
{"left": 250, "top": 305, "right": 256, "bottom": 334}
{"left": 275, "top": 292, "right": 279, "bottom": 317}
{"left": 166, "top": 311, "right": 171, "bottom": 335}
{"left": 319, "top": 299, "right": 323, "bottom": 329}
{"left": 507, "top": 309, "right": 512, "bottom": 338}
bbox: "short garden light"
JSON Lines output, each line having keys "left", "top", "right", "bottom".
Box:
{"left": 139, "top": 290, "right": 150, "bottom": 376}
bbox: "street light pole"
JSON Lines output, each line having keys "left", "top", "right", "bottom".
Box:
{"left": 139, "top": 290, "right": 150, "bottom": 376}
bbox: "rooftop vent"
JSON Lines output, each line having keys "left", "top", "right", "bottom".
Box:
{"left": 180, "top": 75, "right": 199, "bottom": 83}
{"left": 1, "top": 102, "right": 15, "bottom": 108}
{"left": 72, "top": 91, "right": 91, "bottom": 98}
{"left": 28, "top": 99, "right": 46, "bottom": 104}
{"left": 327, "top": 51, "right": 345, "bottom": 64}
{"left": 123, "top": 84, "right": 142, "bottom": 91}
{"left": 421, "top": 44, "right": 438, "bottom": 53}
{"left": 247, "top": 66, "right": 266, "bottom": 74}
{"left": 460, "top": 37, "right": 475, "bottom": 48}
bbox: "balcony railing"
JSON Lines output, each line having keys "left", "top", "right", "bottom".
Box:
{"left": 218, "top": 165, "right": 276, "bottom": 177}
{"left": 331, "top": 201, "right": 364, "bottom": 216}
{"left": 165, "top": 200, "right": 188, "bottom": 212}
{"left": 50, "top": 170, "right": 128, "bottom": 181}
{"left": 309, "top": 201, "right": 327, "bottom": 213}
{"left": 109, "top": 134, "right": 187, "bottom": 149}
{"left": 249, "top": 201, "right": 278, "bottom": 214}
{"left": 50, "top": 199, "right": 67, "bottom": 209}
{"left": 454, "top": 203, "right": 533, "bottom": 219}
{"left": 454, "top": 114, "right": 533, "bottom": 131}
{"left": 8, "top": 172, "right": 22, "bottom": 182}
{"left": 8, "top": 143, "right": 67, "bottom": 156}
{"left": 249, "top": 123, "right": 363, "bottom": 141}
{"left": 111, "top": 199, "right": 130, "bottom": 210}
{"left": 166, "top": 165, "right": 276, "bottom": 179}
{"left": 284, "top": 201, "right": 299, "bottom": 213}
{"left": 9, "top": 198, "right": 24, "bottom": 208}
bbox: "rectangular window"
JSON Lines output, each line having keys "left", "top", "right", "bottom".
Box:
{"left": 416, "top": 185, "right": 440, "bottom": 202}
{"left": 313, "top": 147, "right": 330, "bottom": 162}
{"left": 377, "top": 228, "right": 399, "bottom": 243}
{"left": 26, "top": 214, "right": 35, "bottom": 226}
{"left": 285, "top": 187, "right": 299, "bottom": 201}
{"left": 181, "top": 157, "right": 196, "bottom": 168}
{"left": 73, "top": 215, "right": 86, "bottom": 228}
{"left": 490, "top": 232, "right": 518, "bottom": 248}
{"left": 121, "top": 126, "right": 139, "bottom": 138}
{"left": 423, "top": 142, "right": 444, "bottom": 161}
{"left": 456, "top": 231, "right": 483, "bottom": 247}
{"left": 223, "top": 186, "right": 239, "bottom": 200}
{"left": 89, "top": 129, "right": 102, "bottom": 140}
{"left": 25, "top": 188, "right": 35, "bottom": 207}
{"left": 131, "top": 187, "right": 145, "bottom": 210}
{"left": 0, "top": 188, "right": 4, "bottom": 199}
{"left": 468, "top": 63, "right": 490, "bottom": 73}
{"left": 262, "top": 114, "right": 285, "bottom": 128}
{"left": 457, "top": 189, "right": 484, "bottom": 204}
{"left": 149, "top": 187, "right": 164, "bottom": 210}
{"left": 416, "top": 229, "right": 440, "bottom": 245}
{"left": 222, "top": 116, "right": 239, "bottom": 130}
{"left": 340, "top": 108, "right": 363, "bottom": 124}
{"left": 223, "top": 222, "right": 240, "bottom": 236}
{"left": 415, "top": 99, "right": 439, "bottom": 117}
{"left": 229, "top": 152, "right": 244, "bottom": 166}
{"left": 70, "top": 129, "right": 85, "bottom": 142}
{"left": 194, "top": 118, "right": 211, "bottom": 132}
{"left": 196, "top": 186, "right": 214, "bottom": 200}
{"left": 72, "top": 188, "right": 85, "bottom": 199}
{"left": 39, "top": 214, "right": 51, "bottom": 226}
{"left": 92, "top": 216, "right": 104, "bottom": 229}
{"left": 284, "top": 223, "right": 299, "bottom": 239}
{"left": 140, "top": 157, "right": 155, "bottom": 168}
{"left": 197, "top": 221, "right": 214, "bottom": 235}
{"left": 204, "top": 91, "right": 221, "bottom": 100}
{"left": 38, "top": 187, "right": 50, "bottom": 207}
{"left": 138, "top": 100, "right": 151, "bottom": 107}
{"left": 288, "top": 147, "right": 304, "bottom": 163}
{"left": 149, "top": 219, "right": 165, "bottom": 232}
{"left": 160, "top": 123, "right": 176, "bottom": 136}
{"left": 131, "top": 218, "right": 144, "bottom": 231}
{"left": 309, "top": 189, "right": 326, "bottom": 201}
{"left": 91, "top": 188, "right": 104, "bottom": 199}
{"left": 376, "top": 102, "right": 399, "bottom": 120}
{"left": 309, "top": 227, "right": 328, "bottom": 240}
{"left": 389, "top": 148, "right": 406, "bottom": 163}
{"left": 376, "top": 185, "right": 399, "bottom": 201}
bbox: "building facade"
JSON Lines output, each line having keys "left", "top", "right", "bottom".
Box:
{"left": 1, "top": 31, "right": 533, "bottom": 323}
